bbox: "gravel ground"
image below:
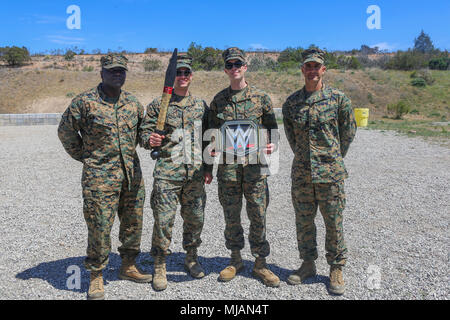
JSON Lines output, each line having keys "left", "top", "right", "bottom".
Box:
{"left": 0, "top": 125, "right": 448, "bottom": 301}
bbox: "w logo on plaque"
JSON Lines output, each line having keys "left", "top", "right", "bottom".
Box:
{"left": 220, "top": 120, "right": 260, "bottom": 157}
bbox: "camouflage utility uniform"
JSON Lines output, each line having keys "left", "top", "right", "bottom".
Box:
{"left": 58, "top": 83, "right": 146, "bottom": 272}
{"left": 282, "top": 84, "right": 356, "bottom": 266}
{"left": 140, "top": 93, "right": 210, "bottom": 257}
{"left": 209, "top": 84, "right": 278, "bottom": 259}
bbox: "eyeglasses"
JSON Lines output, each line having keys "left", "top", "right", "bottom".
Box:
{"left": 225, "top": 61, "right": 245, "bottom": 70}
{"left": 176, "top": 70, "right": 192, "bottom": 77}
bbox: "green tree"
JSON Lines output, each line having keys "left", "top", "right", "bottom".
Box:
{"left": 0, "top": 46, "right": 31, "bottom": 66}
{"left": 413, "top": 30, "right": 434, "bottom": 54}
{"left": 202, "top": 47, "right": 223, "bottom": 70}
{"left": 386, "top": 50, "right": 428, "bottom": 70}
{"left": 360, "top": 45, "right": 379, "bottom": 55}
{"left": 277, "top": 47, "right": 303, "bottom": 70}
{"left": 187, "top": 42, "right": 223, "bottom": 71}
{"left": 323, "top": 51, "right": 339, "bottom": 69}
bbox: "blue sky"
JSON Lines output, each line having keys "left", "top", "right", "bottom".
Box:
{"left": 1, "top": 0, "right": 449, "bottom": 54}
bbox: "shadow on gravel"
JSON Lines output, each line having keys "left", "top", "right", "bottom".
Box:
{"left": 16, "top": 252, "right": 329, "bottom": 293}
{"left": 141, "top": 252, "right": 313, "bottom": 285}
{"left": 15, "top": 253, "right": 135, "bottom": 293}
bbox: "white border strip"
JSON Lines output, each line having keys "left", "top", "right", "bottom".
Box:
{"left": 0, "top": 110, "right": 283, "bottom": 126}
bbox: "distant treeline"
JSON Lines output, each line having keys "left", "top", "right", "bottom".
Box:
{"left": 1, "top": 31, "right": 449, "bottom": 71}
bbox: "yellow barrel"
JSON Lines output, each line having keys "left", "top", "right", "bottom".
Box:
{"left": 354, "top": 108, "right": 369, "bottom": 127}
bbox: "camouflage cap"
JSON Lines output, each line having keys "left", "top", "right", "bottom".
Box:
{"left": 222, "top": 47, "right": 246, "bottom": 63}
{"left": 177, "top": 54, "right": 193, "bottom": 71}
{"left": 302, "top": 48, "right": 326, "bottom": 65}
{"left": 100, "top": 53, "right": 128, "bottom": 71}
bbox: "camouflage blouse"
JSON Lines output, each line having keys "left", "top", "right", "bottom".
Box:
{"left": 282, "top": 85, "right": 357, "bottom": 183}
{"left": 58, "top": 84, "right": 145, "bottom": 191}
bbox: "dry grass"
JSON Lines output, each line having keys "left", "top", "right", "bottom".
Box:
{"left": 0, "top": 55, "right": 449, "bottom": 123}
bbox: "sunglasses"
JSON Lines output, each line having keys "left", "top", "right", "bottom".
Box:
{"left": 176, "top": 70, "right": 192, "bottom": 77}
{"left": 225, "top": 61, "right": 245, "bottom": 70}
{"left": 303, "top": 63, "right": 323, "bottom": 70}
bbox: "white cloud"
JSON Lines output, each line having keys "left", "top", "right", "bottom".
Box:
{"left": 33, "top": 14, "right": 66, "bottom": 24}
{"left": 371, "top": 42, "right": 396, "bottom": 52}
{"left": 46, "top": 35, "right": 85, "bottom": 45}
{"left": 249, "top": 43, "right": 268, "bottom": 51}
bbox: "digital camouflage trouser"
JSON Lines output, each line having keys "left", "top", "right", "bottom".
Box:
{"left": 291, "top": 180, "right": 347, "bottom": 266}
{"left": 82, "top": 178, "right": 145, "bottom": 272}
{"left": 150, "top": 178, "right": 206, "bottom": 257}
{"left": 218, "top": 164, "right": 270, "bottom": 258}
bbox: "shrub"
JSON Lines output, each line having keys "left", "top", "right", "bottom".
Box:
{"left": 323, "top": 51, "right": 339, "bottom": 69}
{"left": 428, "top": 112, "right": 441, "bottom": 118}
{"left": 83, "top": 66, "right": 94, "bottom": 72}
{"left": 349, "top": 56, "right": 361, "bottom": 69}
{"left": 411, "top": 78, "right": 427, "bottom": 87}
{"left": 247, "top": 55, "right": 279, "bottom": 72}
{"left": 276, "top": 47, "right": 305, "bottom": 70}
{"left": 335, "top": 55, "right": 361, "bottom": 70}
{"left": 386, "top": 50, "right": 428, "bottom": 70}
{"left": 278, "top": 60, "right": 300, "bottom": 70}
{"left": 143, "top": 58, "right": 162, "bottom": 71}
{"left": 64, "top": 50, "right": 76, "bottom": 61}
{"left": 144, "top": 48, "right": 158, "bottom": 54}
{"left": 278, "top": 47, "right": 303, "bottom": 63}
{"left": 187, "top": 42, "right": 223, "bottom": 71}
{"left": 202, "top": 47, "right": 223, "bottom": 70}
{"left": 360, "top": 45, "right": 380, "bottom": 55}
{"left": 387, "top": 100, "right": 411, "bottom": 119}
{"left": 357, "top": 54, "right": 391, "bottom": 69}
{"left": 429, "top": 57, "right": 450, "bottom": 70}
{"left": 374, "top": 55, "right": 392, "bottom": 69}
{"left": 410, "top": 69, "right": 434, "bottom": 85}
{"left": 0, "top": 46, "right": 31, "bottom": 66}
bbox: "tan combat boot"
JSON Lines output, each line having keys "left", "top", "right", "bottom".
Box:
{"left": 184, "top": 248, "right": 205, "bottom": 279}
{"left": 119, "top": 256, "right": 152, "bottom": 283}
{"left": 152, "top": 255, "right": 167, "bottom": 291}
{"left": 287, "top": 260, "right": 317, "bottom": 285}
{"left": 87, "top": 271, "right": 105, "bottom": 300}
{"left": 219, "top": 250, "right": 244, "bottom": 282}
{"left": 329, "top": 265, "right": 345, "bottom": 295}
{"left": 252, "top": 257, "right": 280, "bottom": 288}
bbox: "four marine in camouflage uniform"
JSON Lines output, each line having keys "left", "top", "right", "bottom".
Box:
{"left": 208, "top": 47, "right": 280, "bottom": 287}
{"left": 58, "top": 49, "right": 358, "bottom": 295}
{"left": 139, "top": 55, "right": 212, "bottom": 291}
{"left": 57, "top": 54, "right": 152, "bottom": 300}
{"left": 282, "top": 48, "right": 357, "bottom": 295}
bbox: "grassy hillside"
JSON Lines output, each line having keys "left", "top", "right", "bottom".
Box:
{"left": 0, "top": 54, "right": 448, "bottom": 139}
